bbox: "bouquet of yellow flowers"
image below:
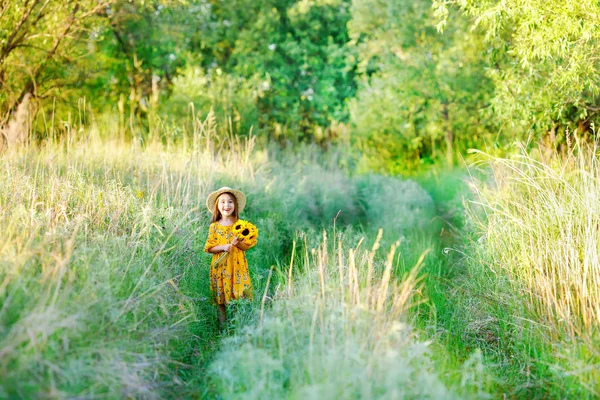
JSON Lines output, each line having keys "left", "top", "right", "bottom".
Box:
{"left": 232, "top": 219, "right": 258, "bottom": 244}
{"left": 213, "top": 220, "right": 258, "bottom": 266}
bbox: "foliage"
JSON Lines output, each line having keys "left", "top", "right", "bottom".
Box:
{"left": 4, "top": 0, "right": 600, "bottom": 158}
{"left": 187, "top": 0, "right": 357, "bottom": 141}
{"left": 433, "top": 0, "right": 600, "bottom": 137}
{"left": 0, "top": 0, "right": 115, "bottom": 124}
{"left": 0, "top": 0, "right": 200, "bottom": 141}
{"left": 1, "top": 0, "right": 358, "bottom": 143}
{"left": 165, "top": 64, "right": 260, "bottom": 137}
{"left": 348, "top": 0, "right": 494, "bottom": 172}
{"left": 84, "top": 1, "right": 201, "bottom": 113}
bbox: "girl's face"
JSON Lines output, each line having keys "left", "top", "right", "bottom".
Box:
{"left": 217, "top": 193, "right": 236, "bottom": 218}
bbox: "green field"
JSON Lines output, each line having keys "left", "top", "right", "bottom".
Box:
{"left": 3, "top": 0, "right": 600, "bottom": 398}
{"left": 2, "top": 125, "right": 599, "bottom": 398}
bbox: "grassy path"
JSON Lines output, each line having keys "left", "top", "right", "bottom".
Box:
{"left": 415, "top": 163, "right": 600, "bottom": 399}
{"left": 172, "top": 169, "right": 492, "bottom": 399}
{"left": 5, "top": 140, "right": 593, "bottom": 398}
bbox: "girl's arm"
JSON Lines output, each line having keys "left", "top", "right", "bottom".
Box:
{"left": 231, "top": 236, "right": 250, "bottom": 251}
{"left": 234, "top": 242, "right": 251, "bottom": 251}
{"left": 207, "top": 244, "right": 234, "bottom": 254}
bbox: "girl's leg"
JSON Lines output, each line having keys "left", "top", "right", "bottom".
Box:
{"left": 217, "top": 304, "right": 227, "bottom": 327}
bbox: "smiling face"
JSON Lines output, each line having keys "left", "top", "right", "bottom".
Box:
{"left": 217, "top": 193, "right": 237, "bottom": 219}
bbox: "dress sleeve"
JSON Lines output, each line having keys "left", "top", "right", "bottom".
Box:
{"left": 242, "top": 223, "right": 259, "bottom": 249}
{"left": 204, "top": 223, "right": 219, "bottom": 253}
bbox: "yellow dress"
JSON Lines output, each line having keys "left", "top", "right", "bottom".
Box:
{"left": 204, "top": 221, "right": 258, "bottom": 305}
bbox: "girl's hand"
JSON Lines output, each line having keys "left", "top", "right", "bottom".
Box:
{"left": 232, "top": 236, "right": 249, "bottom": 250}
{"left": 223, "top": 243, "right": 234, "bottom": 252}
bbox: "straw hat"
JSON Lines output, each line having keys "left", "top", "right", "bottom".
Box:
{"left": 206, "top": 186, "right": 246, "bottom": 213}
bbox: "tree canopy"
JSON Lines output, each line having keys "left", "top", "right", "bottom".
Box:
{"left": 434, "top": 0, "right": 600, "bottom": 135}
{"left": 349, "top": 0, "right": 493, "bottom": 172}
{"left": 2, "top": 0, "right": 600, "bottom": 168}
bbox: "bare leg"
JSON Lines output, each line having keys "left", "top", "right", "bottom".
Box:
{"left": 217, "top": 304, "right": 227, "bottom": 328}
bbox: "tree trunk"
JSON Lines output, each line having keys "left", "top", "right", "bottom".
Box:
{"left": 441, "top": 102, "right": 454, "bottom": 165}
{"left": 445, "top": 130, "right": 454, "bottom": 166}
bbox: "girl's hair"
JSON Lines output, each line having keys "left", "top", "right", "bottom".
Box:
{"left": 211, "top": 192, "right": 239, "bottom": 223}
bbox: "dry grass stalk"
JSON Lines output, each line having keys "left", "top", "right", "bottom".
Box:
{"left": 376, "top": 241, "right": 398, "bottom": 313}
{"left": 287, "top": 240, "right": 296, "bottom": 297}
{"left": 471, "top": 144, "right": 600, "bottom": 338}
{"left": 366, "top": 229, "right": 382, "bottom": 308}
{"left": 317, "top": 246, "right": 326, "bottom": 301}
{"left": 260, "top": 266, "right": 275, "bottom": 327}
{"left": 337, "top": 238, "right": 344, "bottom": 301}
{"left": 306, "top": 230, "right": 424, "bottom": 320}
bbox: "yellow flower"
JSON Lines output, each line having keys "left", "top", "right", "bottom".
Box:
{"left": 232, "top": 220, "right": 258, "bottom": 243}
{"left": 213, "top": 220, "right": 258, "bottom": 267}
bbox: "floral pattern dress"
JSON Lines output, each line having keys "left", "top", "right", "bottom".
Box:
{"left": 204, "top": 221, "right": 258, "bottom": 304}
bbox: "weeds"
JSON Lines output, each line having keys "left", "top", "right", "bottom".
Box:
{"left": 459, "top": 142, "right": 600, "bottom": 397}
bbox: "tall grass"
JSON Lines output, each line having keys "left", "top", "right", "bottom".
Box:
{"left": 460, "top": 142, "right": 600, "bottom": 397}
{"left": 0, "top": 144, "right": 218, "bottom": 397}
{"left": 0, "top": 116, "right": 470, "bottom": 398}
{"left": 0, "top": 114, "right": 284, "bottom": 397}
{"left": 208, "top": 231, "right": 488, "bottom": 399}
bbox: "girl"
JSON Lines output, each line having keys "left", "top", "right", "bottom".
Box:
{"left": 204, "top": 186, "right": 258, "bottom": 327}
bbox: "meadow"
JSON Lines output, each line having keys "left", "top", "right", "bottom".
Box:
{"left": 4, "top": 0, "right": 600, "bottom": 397}
{"left": 1, "top": 118, "right": 599, "bottom": 399}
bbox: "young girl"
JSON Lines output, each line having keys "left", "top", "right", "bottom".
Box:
{"left": 204, "top": 186, "right": 258, "bottom": 326}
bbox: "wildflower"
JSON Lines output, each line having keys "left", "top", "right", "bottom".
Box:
{"left": 233, "top": 220, "right": 258, "bottom": 242}
{"left": 213, "top": 220, "right": 258, "bottom": 267}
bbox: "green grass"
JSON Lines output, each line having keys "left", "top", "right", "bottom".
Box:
{"left": 2, "top": 119, "right": 597, "bottom": 399}
{"left": 207, "top": 231, "right": 488, "bottom": 399}
{"left": 430, "top": 144, "right": 600, "bottom": 399}
{"left": 0, "top": 124, "right": 481, "bottom": 398}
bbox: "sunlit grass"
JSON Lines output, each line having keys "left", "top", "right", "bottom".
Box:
{"left": 0, "top": 141, "right": 220, "bottom": 398}
{"left": 464, "top": 142, "right": 600, "bottom": 397}
{"left": 0, "top": 117, "right": 459, "bottom": 398}
{"left": 208, "top": 231, "right": 488, "bottom": 399}
{"left": 7, "top": 117, "right": 596, "bottom": 398}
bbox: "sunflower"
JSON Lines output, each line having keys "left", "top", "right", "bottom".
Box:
{"left": 212, "top": 220, "right": 258, "bottom": 267}
{"left": 232, "top": 220, "right": 258, "bottom": 243}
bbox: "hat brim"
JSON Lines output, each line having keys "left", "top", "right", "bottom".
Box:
{"left": 206, "top": 187, "right": 246, "bottom": 214}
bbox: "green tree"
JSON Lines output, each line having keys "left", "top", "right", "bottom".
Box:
{"left": 433, "top": 0, "right": 600, "bottom": 137}
{"left": 348, "top": 0, "right": 493, "bottom": 172}
{"left": 84, "top": 1, "right": 200, "bottom": 118}
{"left": 0, "top": 0, "right": 115, "bottom": 125}
{"left": 187, "top": 0, "right": 357, "bottom": 141}
{"left": 0, "top": 0, "right": 200, "bottom": 140}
